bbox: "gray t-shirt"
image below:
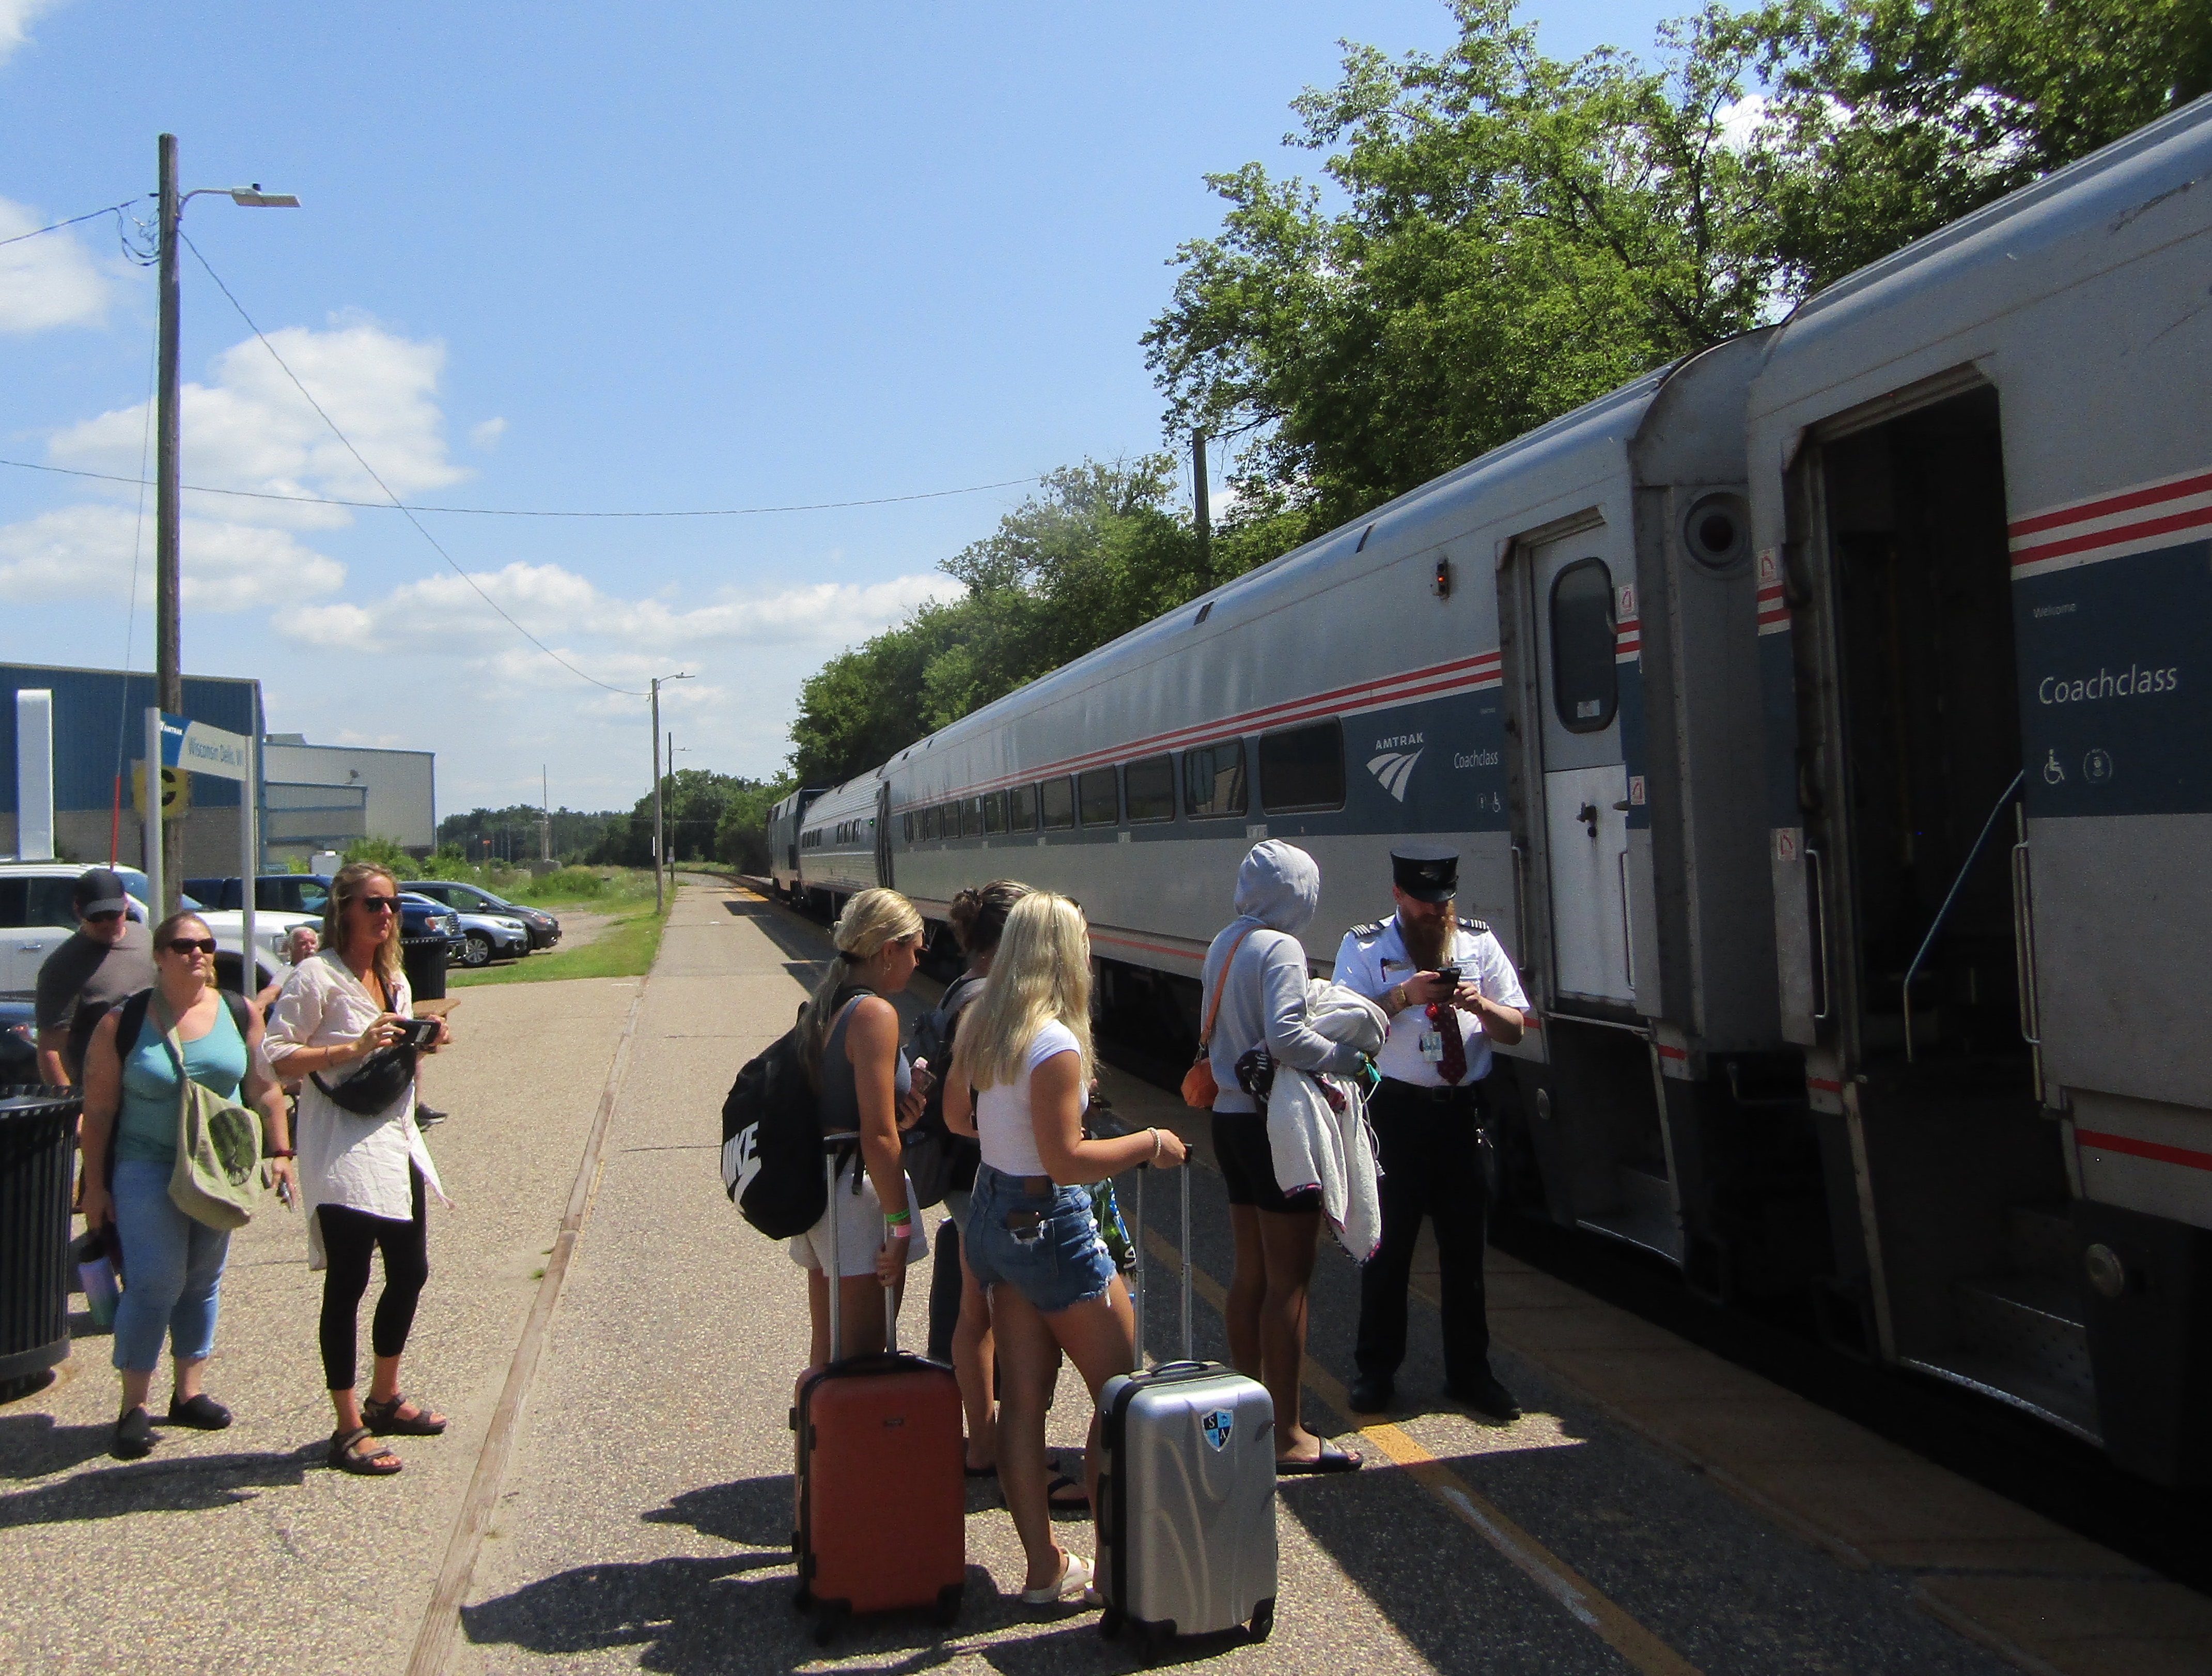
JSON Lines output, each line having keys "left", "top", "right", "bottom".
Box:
{"left": 34, "top": 922, "right": 155, "bottom": 1078}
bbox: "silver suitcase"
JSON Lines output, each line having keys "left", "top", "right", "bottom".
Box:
{"left": 1096, "top": 1164, "right": 1278, "bottom": 1655}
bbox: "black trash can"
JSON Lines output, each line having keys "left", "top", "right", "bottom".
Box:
{"left": 401, "top": 929, "right": 448, "bottom": 1003}
{"left": 0, "top": 1087, "right": 83, "bottom": 1399}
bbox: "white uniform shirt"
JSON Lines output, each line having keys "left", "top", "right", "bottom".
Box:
{"left": 262, "top": 950, "right": 446, "bottom": 1224}
{"left": 1330, "top": 913, "right": 1530, "bottom": 1087}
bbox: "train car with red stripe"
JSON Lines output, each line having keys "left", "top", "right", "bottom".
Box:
{"left": 1748, "top": 96, "right": 2212, "bottom": 1483}
{"left": 870, "top": 328, "right": 1789, "bottom": 1298}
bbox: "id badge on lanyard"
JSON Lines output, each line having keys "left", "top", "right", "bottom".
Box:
{"left": 1417, "top": 1029, "right": 1445, "bottom": 1063}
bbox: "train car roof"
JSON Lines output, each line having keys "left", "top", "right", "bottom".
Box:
{"left": 798, "top": 773, "right": 880, "bottom": 828}
{"left": 1752, "top": 92, "right": 2212, "bottom": 420}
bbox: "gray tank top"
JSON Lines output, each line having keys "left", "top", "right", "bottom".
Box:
{"left": 819, "top": 990, "right": 911, "bottom": 1146}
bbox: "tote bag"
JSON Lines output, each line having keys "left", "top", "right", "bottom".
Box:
{"left": 152, "top": 998, "right": 265, "bottom": 1232}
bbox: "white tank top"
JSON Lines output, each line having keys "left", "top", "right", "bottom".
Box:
{"left": 975, "top": 1018, "right": 1086, "bottom": 1177}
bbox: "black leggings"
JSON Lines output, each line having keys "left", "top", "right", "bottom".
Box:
{"left": 317, "top": 1168, "right": 429, "bottom": 1391}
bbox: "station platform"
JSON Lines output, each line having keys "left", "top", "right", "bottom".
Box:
{"left": 2, "top": 878, "right": 2204, "bottom": 1675}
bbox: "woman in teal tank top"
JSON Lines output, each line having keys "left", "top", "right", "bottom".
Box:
{"left": 78, "top": 911, "right": 294, "bottom": 1462}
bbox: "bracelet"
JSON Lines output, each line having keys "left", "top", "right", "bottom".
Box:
{"left": 266, "top": 1148, "right": 295, "bottom": 1159}
{"left": 883, "top": 1208, "right": 911, "bottom": 1225}
{"left": 886, "top": 1223, "right": 912, "bottom": 1239}
{"left": 1150, "top": 1127, "right": 1163, "bottom": 1162}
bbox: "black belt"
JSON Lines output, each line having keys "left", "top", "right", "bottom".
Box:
{"left": 1378, "top": 1077, "right": 1480, "bottom": 1106}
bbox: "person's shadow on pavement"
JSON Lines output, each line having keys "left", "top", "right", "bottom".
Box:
{"left": 0, "top": 1445, "right": 310, "bottom": 1528}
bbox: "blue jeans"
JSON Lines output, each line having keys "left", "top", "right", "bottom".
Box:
{"left": 109, "top": 1159, "right": 230, "bottom": 1375}
{"left": 962, "top": 1163, "right": 1117, "bottom": 1314}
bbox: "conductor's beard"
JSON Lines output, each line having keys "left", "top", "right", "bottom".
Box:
{"left": 1399, "top": 904, "right": 1453, "bottom": 973}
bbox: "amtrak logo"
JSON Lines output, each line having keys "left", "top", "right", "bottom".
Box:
{"left": 1366, "top": 749, "right": 1423, "bottom": 802}
{"left": 1201, "top": 1408, "right": 1234, "bottom": 1451}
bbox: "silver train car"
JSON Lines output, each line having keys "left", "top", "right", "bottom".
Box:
{"left": 1750, "top": 96, "right": 2212, "bottom": 1483}
{"left": 766, "top": 786, "right": 827, "bottom": 899}
{"left": 792, "top": 97, "right": 2212, "bottom": 1480}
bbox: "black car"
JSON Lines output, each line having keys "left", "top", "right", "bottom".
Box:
{"left": 1, "top": 999, "right": 38, "bottom": 1084}
{"left": 402, "top": 880, "right": 560, "bottom": 950}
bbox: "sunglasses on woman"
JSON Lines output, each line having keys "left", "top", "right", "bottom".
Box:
{"left": 164, "top": 937, "right": 219, "bottom": 956}
{"left": 356, "top": 896, "right": 401, "bottom": 914}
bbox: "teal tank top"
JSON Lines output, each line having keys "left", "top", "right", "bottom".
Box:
{"left": 114, "top": 999, "right": 250, "bottom": 1166}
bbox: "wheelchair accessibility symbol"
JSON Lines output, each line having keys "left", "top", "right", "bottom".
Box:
{"left": 1201, "top": 1408, "right": 1234, "bottom": 1451}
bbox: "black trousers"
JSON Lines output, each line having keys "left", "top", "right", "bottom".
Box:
{"left": 1356, "top": 1081, "right": 1491, "bottom": 1389}
{"left": 317, "top": 1167, "right": 429, "bottom": 1391}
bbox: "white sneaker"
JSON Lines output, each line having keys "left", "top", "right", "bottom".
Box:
{"left": 1021, "top": 1550, "right": 1095, "bottom": 1606}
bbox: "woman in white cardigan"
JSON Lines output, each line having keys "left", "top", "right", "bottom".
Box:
{"left": 263, "top": 863, "right": 450, "bottom": 1476}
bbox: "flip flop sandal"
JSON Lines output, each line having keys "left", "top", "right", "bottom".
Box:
{"left": 363, "top": 1392, "right": 447, "bottom": 1436}
{"left": 329, "top": 1425, "right": 402, "bottom": 1476}
{"left": 1277, "top": 1440, "right": 1363, "bottom": 1476}
{"left": 1046, "top": 1472, "right": 1091, "bottom": 1512}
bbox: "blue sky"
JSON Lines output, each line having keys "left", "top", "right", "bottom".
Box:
{"left": 2, "top": 0, "right": 1679, "bottom": 817}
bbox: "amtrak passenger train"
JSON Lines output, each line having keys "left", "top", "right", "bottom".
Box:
{"left": 778, "top": 98, "right": 2212, "bottom": 1485}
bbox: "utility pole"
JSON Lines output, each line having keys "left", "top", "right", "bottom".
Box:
{"left": 540, "top": 763, "right": 551, "bottom": 862}
{"left": 154, "top": 134, "right": 184, "bottom": 913}
{"left": 1192, "top": 430, "right": 1212, "bottom": 574}
{"left": 651, "top": 681, "right": 663, "bottom": 911}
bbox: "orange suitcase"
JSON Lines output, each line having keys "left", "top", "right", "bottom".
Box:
{"left": 790, "top": 1138, "right": 965, "bottom": 1644}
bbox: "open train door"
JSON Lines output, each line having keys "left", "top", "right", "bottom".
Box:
{"left": 874, "top": 780, "right": 894, "bottom": 891}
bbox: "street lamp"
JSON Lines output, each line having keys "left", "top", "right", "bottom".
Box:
{"left": 150, "top": 132, "right": 299, "bottom": 913}
{"left": 649, "top": 673, "right": 692, "bottom": 911}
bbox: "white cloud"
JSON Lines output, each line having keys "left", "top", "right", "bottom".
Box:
{"left": 50, "top": 317, "right": 468, "bottom": 527}
{"left": 0, "top": 195, "right": 111, "bottom": 332}
{"left": 1714, "top": 95, "right": 1771, "bottom": 154}
{"left": 0, "top": 0, "right": 66, "bottom": 65}
{"left": 469, "top": 416, "right": 506, "bottom": 451}
{"left": 0, "top": 503, "right": 344, "bottom": 611}
{"left": 274, "top": 560, "right": 954, "bottom": 659}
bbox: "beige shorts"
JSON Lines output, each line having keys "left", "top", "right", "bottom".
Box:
{"left": 788, "top": 1156, "right": 930, "bottom": 1278}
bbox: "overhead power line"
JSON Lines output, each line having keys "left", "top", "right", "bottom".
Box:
{"left": 180, "top": 228, "right": 646, "bottom": 696}
{"left": 0, "top": 455, "right": 1043, "bottom": 517}
{"left": 0, "top": 197, "right": 143, "bottom": 250}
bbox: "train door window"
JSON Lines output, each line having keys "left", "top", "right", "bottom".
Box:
{"left": 1184, "top": 740, "right": 1248, "bottom": 817}
{"left": 984, "top": 791, "right": 1006, "bottom": 834}
{"left": 1040, "top": 776, "right": 1075, "bottom": 830}
{"left": 1259, "top": 719, "right": 1346, "bottom": 813}
{"left": 1124, "top": 754, "right": 1175, "bottom": 822}
{"left": 902, "top": 813, "right": 913, "bottom": 843}
{"left": 937, "top": 802, "right": 956, "bottom": 837}
{"left": 1550, "top": 558, "right": 1617, "bottom": 733}
{"left": 961, "top": 798, "right": 983, "bottom": 838}
{"left": 1008, "top": 783, "right": 1038, "bottom": 831}
{"left": 1078, "top": 766, "right": 1120, "bottom": 827}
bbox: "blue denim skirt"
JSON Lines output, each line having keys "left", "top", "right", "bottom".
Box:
{"left": 962, "top": 1162, "right": 1117, "bottom": 1314}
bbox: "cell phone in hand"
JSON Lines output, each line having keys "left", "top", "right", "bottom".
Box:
{"left": 1435, "top": 966, "right": 1461, "bottom": 987}
{"left": 395, "top": 1017, "right": 441, "bottom": 1049}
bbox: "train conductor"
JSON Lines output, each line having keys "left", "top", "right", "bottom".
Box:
{"left": 1332, "top": 843, "right": 1529, "bottom": 1420}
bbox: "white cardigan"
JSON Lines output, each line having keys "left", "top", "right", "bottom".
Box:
{"left": 263, "top": 951, "right": 446, "bottom": 1233}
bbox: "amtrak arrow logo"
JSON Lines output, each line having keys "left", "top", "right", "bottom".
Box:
{"left": 1201, "top": 1407, "right": 1234, "bottom": 1451}
{"left": 1366, "top": 749, "right": 1423, "bottom": 802}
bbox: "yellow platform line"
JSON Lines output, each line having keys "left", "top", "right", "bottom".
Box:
{"left": 1143, "top": 1225, "right": 1704, "bottom": 1676}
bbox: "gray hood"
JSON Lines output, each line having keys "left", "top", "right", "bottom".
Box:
{"left": 1233, "top": 840, "right": 1320, "bottom": 936}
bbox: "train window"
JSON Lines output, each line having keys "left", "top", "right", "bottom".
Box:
{"left": 984, "top": 791, "right": 1006, "bottom": 834}
{"left": 934, "top": 802, "right": 953, "bottom": 837}
{"left": 1550, "top": 557, "right": 1617, "bottom": 733}
{"left": 1079, "top": 766, "right": 1120, "bottom": 827}
{"left": 1124, "top": 754, "right": 1175, "bottom": 822}
{"left": 902, "top": 813, "right": 913, "bottom": 843}
{"left": 1040, "top": 777, "right": 1075, "bottom": 830}
{"left": 1008, "top": 783, "right": 1038, "bottom": 831}
{"left": 1183, "top": 740, "right": 1248, "bottom": 818}
{"left": 961, "top": 798, "right": 984, "bottom": 839}
{"left": 1259, "top": 719, "right": 1346, "bottom": 813}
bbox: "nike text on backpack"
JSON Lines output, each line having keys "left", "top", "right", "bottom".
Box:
{"left": 1096, "top": 1163, "right": 1278, "bottom": 1654}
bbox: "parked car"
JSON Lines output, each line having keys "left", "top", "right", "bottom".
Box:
{"left": 1, "top": 998, "right": 37, "bottom": 1083}
{"left": 397, "top": 892, "right": 467, "bottom": 962}
{"left": 403, "top": 880, "right": 560, "bottom": 950}
{"left": 190, "top": 874, "right": 465, "bottom": 963}
{"left": 2, "top": 862, "right": 310, "bottom": 998}
{"left": 451, "top": 909, "right": 529, "bottom": 967}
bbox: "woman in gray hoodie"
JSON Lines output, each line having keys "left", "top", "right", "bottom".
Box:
{"left": 1198, "top": 841, "right": 1368, "bottom": 1473}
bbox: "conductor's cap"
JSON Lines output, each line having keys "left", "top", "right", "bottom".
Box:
{"left": 1390, "top": 843, "right": 1458, "bottom": 904}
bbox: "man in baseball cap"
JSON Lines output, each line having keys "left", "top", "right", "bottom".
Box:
{"left": 34, "top": 868, "right": 154, "bottom": 1085}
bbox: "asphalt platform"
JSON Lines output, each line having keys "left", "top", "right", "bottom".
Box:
{"left": 3, "top": 880, "right": 2204, "bottom": 1675}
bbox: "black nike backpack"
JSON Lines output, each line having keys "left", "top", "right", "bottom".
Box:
{"left": 720, "top": 1011, "right": 829, "bottom": 1239}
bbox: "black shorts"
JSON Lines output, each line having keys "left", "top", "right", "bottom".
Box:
{"left": 1211, "top": 1111, "right": 1321, "bottom": 1215}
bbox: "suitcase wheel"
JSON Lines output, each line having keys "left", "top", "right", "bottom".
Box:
{"left": 811, "top": 1600, "right": 847, "bottom": 1647}
{"left": 1097, "top": 1603, "right": 1124, "bottom": 1640}
{"left": 935, "top": 1580, "right": 965, "bottom": 1626}
{"left": 1138, "top": 1622, "right": 1173, "bottom": 1666}
{"left": 1248, "top": 1596, "right": 1275, "bottom": 1642}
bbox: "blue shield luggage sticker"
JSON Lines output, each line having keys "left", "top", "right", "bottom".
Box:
{"left": 1201, "top": 1407, "right": 1233, "bottom": 1451}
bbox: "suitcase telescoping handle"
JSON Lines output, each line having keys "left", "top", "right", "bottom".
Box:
{"left": 821, "top": 1131, "right": 897, "bottom": 1362}
{"left": 1128, "top": 1153, "right": 1195, "bottom": 1368}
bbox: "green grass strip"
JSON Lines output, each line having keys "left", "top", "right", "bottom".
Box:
{"left": 446, "top": 900, "right": 669, "bottom": 987}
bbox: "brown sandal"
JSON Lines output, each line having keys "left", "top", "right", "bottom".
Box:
{"left": 363, "top": 1392, "right": 447, "bottom": 1436}
{"left": 329, "top": 1425, "right": 402, "bottom": 1475}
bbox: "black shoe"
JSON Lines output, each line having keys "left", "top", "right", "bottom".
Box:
{"left": 1347, "top": 1374, "right": 1393, "bottom": 1415}
{"left": 112, "top": 1405, "right": 154, "bottom": 1460}
{"left": 166, "top": 1392, "right": 232, "bottom": 1430}
{"left": 1445, "top": 1372, "right": 1521, "bottom": 1421}
{"left": 415, "top": 1105, "right": 448, "bottom": 1127}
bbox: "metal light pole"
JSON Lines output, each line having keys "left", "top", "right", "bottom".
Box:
{"left": 649, "top": 674, "right": 691, "bottom": 910}
{"left": 152, "top": 133, "right": 298, "bottom": 912}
